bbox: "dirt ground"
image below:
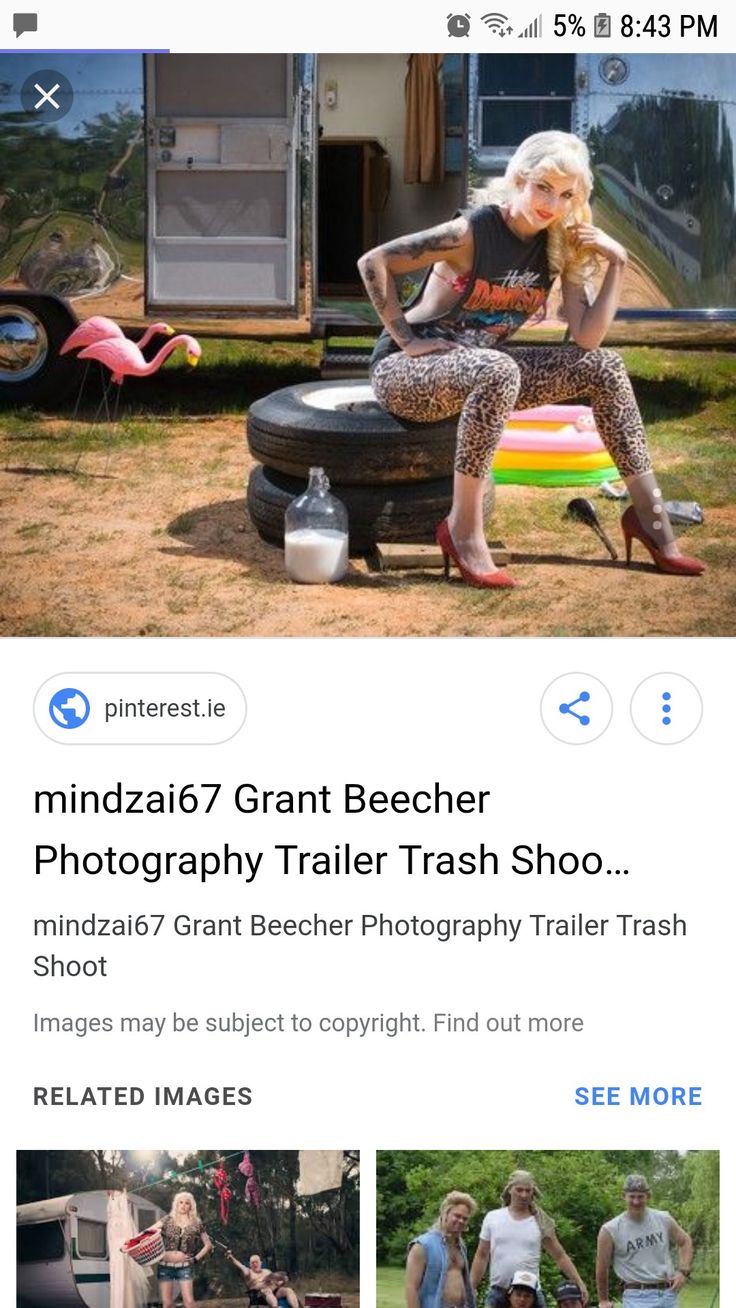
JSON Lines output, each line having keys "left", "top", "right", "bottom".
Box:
{"left": 201, "top": 1299, "right": 357, "bottom": 1308}
{"left": 198, "top": 1272, "right": 359, "bottom": 1308}
{"left": 1, "top": 415, "right": 734, "bottom": 638}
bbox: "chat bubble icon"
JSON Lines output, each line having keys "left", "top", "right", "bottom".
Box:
{"left": 13, "top": 12, "right": 38, "bottom": 36}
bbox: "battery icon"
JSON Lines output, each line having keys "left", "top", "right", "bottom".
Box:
{"left": 594, "top": 12, "right": 612, "bottom": 35}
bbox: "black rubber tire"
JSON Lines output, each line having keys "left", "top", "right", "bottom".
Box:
{"left": 247, "top": 380, "right": 458, "bottom": 484}
{"left": 246, "top": 464, "right": 495, "bottom": 552}
{"left": 0, "top": 292, "right": 79, "bottom": 407}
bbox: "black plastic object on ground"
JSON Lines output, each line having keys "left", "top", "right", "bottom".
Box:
{"left": 565, "top": 496, "right": 619, "bottom": 560}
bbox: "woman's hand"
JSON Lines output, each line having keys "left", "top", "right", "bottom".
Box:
{"left": 401, "top": 336, "right": 461, "bottom": 358}
{"left": 572, "top": 223, "right": 627, "bottom": 266}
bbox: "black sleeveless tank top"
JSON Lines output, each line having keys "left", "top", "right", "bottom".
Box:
{"left": 370, "top": 205, "right": 552, "bottom": 369}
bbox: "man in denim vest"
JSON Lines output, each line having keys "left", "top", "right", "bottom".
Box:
{"left": 406, "top": 1191, "right": 478, "bottom": 1308}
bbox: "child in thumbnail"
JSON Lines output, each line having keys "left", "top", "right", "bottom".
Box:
{"left": 359, "top": 130, "right": 704, "bottom": 588}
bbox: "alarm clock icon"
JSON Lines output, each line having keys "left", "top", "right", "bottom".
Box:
{"left": 447, "top": 12, "right": 471, "bottom": 35}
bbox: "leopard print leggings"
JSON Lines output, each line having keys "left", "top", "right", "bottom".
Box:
{"left": 370, "top": 345, "right": 652, "bottom": 479}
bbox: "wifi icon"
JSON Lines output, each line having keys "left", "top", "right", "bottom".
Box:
{"left": 481, "top": 10, "right": 512, "bottom": 32}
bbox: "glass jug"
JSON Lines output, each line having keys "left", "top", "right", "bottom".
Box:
{"left": 284, "top": 467, "right": 349, "bottom": 583}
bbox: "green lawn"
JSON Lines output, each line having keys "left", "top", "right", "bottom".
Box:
{"left": 376, "top": 1266, "right": 718, "bottom": 1308}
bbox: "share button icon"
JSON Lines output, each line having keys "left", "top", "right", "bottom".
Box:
{"left": 540, "top": 673, "right": 612, "bottom": 744}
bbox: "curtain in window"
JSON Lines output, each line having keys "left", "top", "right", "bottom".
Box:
{"left": 404, "top": 54, "right": 445, "bottom": 184}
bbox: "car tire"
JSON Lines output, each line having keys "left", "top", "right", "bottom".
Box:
{"left": 0, "top": 293, "right": 79, "bottom": 407}
{"left": 246, "top": 464, "right": 495, "bottom": 551}
{"left": 247, "top": 380, "right": 458, "bottom": 484}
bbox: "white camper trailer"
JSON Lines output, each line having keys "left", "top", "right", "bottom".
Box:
{"left": 17, "top": 1190, "right": 165, "bottom": 1308}
{"left": 1, "top": 51, "right": 735, "bottom": 403}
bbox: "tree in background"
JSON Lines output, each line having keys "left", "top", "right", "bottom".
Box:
{"left": 18, "top": 1149, "right": 359, "bottom": 1298}
{"left": 377, "top": 1150, "right": 718, "bottom": 1303}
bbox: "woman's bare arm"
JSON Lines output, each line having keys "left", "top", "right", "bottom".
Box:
{"left": 358, "top": 217, "right": 472, "bottom": 356}
{"left": 561, "top": 224, "right": 628, "bottom": 349}
{"left": 196, "top": 1232, "right": 213, "bottom": 1262}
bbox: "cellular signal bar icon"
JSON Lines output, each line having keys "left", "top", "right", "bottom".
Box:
{"left": 519, "top": 13, "right": 542, "bottom": 36}
{"left": 481, "top": 11, "right": 514, "bottom": 34}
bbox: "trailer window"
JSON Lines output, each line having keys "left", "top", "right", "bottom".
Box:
{"left": 77, "top": 1219, "right": 107, "bottom": 1258}
{"left": 136, "top": 1208, "right": 157, "bottom": 1231}
{"left": 476, "top": 55, "right": 575, "bottom": 162}
{"left": 17, "top": 1221, "right": 65, "bottom": 1263}
{"left": 443, "top": 54, "right": 466, "bottom": 174}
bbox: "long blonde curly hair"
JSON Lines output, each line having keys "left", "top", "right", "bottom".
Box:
{"left": 475, "top": 131, "right": 599, "bottom": 288}
{"left": 170, "top": 1191, "right": 199, "bottom": 1225}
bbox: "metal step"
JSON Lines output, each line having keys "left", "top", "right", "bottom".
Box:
{"left": 320, "top": 344, "right": 374, "bottom": 379}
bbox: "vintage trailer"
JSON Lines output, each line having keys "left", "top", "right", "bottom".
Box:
{"left": 17, "top": 1190, "right": 165, "bottom": 1308}
{"left": 0, "top": 51, "right": 734, "bottom": 402}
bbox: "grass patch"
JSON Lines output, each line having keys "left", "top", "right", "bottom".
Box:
{"left": 1, "top": 414, "right": 171, "bottom": 472}
{"left": 377, "top": 1266, "right": 718, "bottom": 1308}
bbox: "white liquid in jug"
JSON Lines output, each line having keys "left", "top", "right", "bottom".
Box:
{"left": 284, "top": 528, "right": 348, "bottom": 583}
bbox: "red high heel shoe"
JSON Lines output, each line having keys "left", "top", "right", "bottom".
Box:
{"left": 621, "top": 505, "right": 705, "bottom": 576}
{"left": 436, "top": 518, "right": 516, "bottom": 588}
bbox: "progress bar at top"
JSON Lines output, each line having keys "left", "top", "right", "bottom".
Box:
{"left": 0, "top": 46, "right": 171, "bottom": 52}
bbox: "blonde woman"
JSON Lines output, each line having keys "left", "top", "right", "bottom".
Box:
{"left": 358, "top": 130, "right": 704, "bottom": 587}
{"left": 153, "top": 1191, "right": 212, "bottom": 1307}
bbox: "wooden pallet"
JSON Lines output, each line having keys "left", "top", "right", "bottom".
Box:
{"left": 372, "top": 541, "right": 510, "bottom": 570}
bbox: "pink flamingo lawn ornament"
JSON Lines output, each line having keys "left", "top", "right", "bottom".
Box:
{"left": 78, "top": 332, "right": 201, "bottom": 384}
{"left": 61, "top": 316, "right": 175, "bottom": 415}
{"left": 71, "top": 334, "right": 201, "bottom": 470}
{"left": 60, "top": 315, "right": 174, "bottom": 355}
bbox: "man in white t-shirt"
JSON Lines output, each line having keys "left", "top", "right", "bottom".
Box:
{"left": 596, "top": 1173, "right": 693, "bottom": 1308}
{"left": 469, "top": 1170, "right": 588, "bottom": 1308}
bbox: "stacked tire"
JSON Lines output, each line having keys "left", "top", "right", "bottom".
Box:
{"left": 246, "top": 380, "right": 495, "bottom": 552}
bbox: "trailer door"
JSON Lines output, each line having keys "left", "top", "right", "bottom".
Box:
{"left": 146, "top": 55, "right": 298, "bottom": 310}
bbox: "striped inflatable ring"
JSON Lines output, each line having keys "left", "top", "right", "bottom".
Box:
{"left": 495, "top": 449, "right": 615, "bottom": 472}
{"left": 494, "top": 466, "right": 617, "bottom": 486}
{"left": 499, "top": 424, "right": 606, "bottom": 455}
{"left": 509, "top": 403, "right": 595, "bottom": 425}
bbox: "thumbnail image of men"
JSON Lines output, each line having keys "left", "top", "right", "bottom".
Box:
{"left": 596, "top": 1173, "right": 694, "bottom": 1308}
{"left": 406, "top": 1191, "right": 477, "bottom": 1308}
{"left": 470, "top": 1170, "right": 588, "bottom": 1307}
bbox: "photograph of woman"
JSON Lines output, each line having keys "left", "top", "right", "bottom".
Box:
{"left": 153, "top": 1191, "right": 213, "bottom": 1307}
{"left": 358, "top": 129, "right": 705, "bottom": 588}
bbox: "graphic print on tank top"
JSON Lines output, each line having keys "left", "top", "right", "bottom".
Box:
{"left": 416, "top": 206, "right": 553, "bottom": 349}
{"left": 370, "top": 205, "right": 554, "bottom": 369}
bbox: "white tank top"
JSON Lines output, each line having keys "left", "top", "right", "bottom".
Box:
{"left": 603, "top": 1209, "right": 674, "bottom": 1283}
{"left": 479, "top": 1209, "right": 541, "bottom": 1287}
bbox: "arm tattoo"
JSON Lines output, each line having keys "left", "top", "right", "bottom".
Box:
{"left": 360, "top": 256, "right": 387, "bottom": 312}
{"left": 381, "top": 221, "right": 465, "bottom": 261}
{"left": 388, "top": 317, "right": 413, "bottom": 345}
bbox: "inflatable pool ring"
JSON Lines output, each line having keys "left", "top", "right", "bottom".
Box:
{"left": 494, "top": 449, "right": 615, "bottom": 472}
{"left": 509, "top": 403, "right": 596, "bottom": 425}
{"left": 496, "top": 403, "right": 618, "bottom": 485}
{"left": 494, "top": 467, "right": 616, "bottom": 487}
{"left": 499, "top": 424, "right": 607, "bottom": 455}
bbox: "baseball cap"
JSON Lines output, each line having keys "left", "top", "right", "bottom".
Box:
{"left": 554, "top": 1284, "right": 583, "bottom": 1303}
{"left": 510, "top": 1270, "right": 538, "bottom": 1291}
{"left": 623, "top": 1173, "right": 650, "bottom": 1193}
